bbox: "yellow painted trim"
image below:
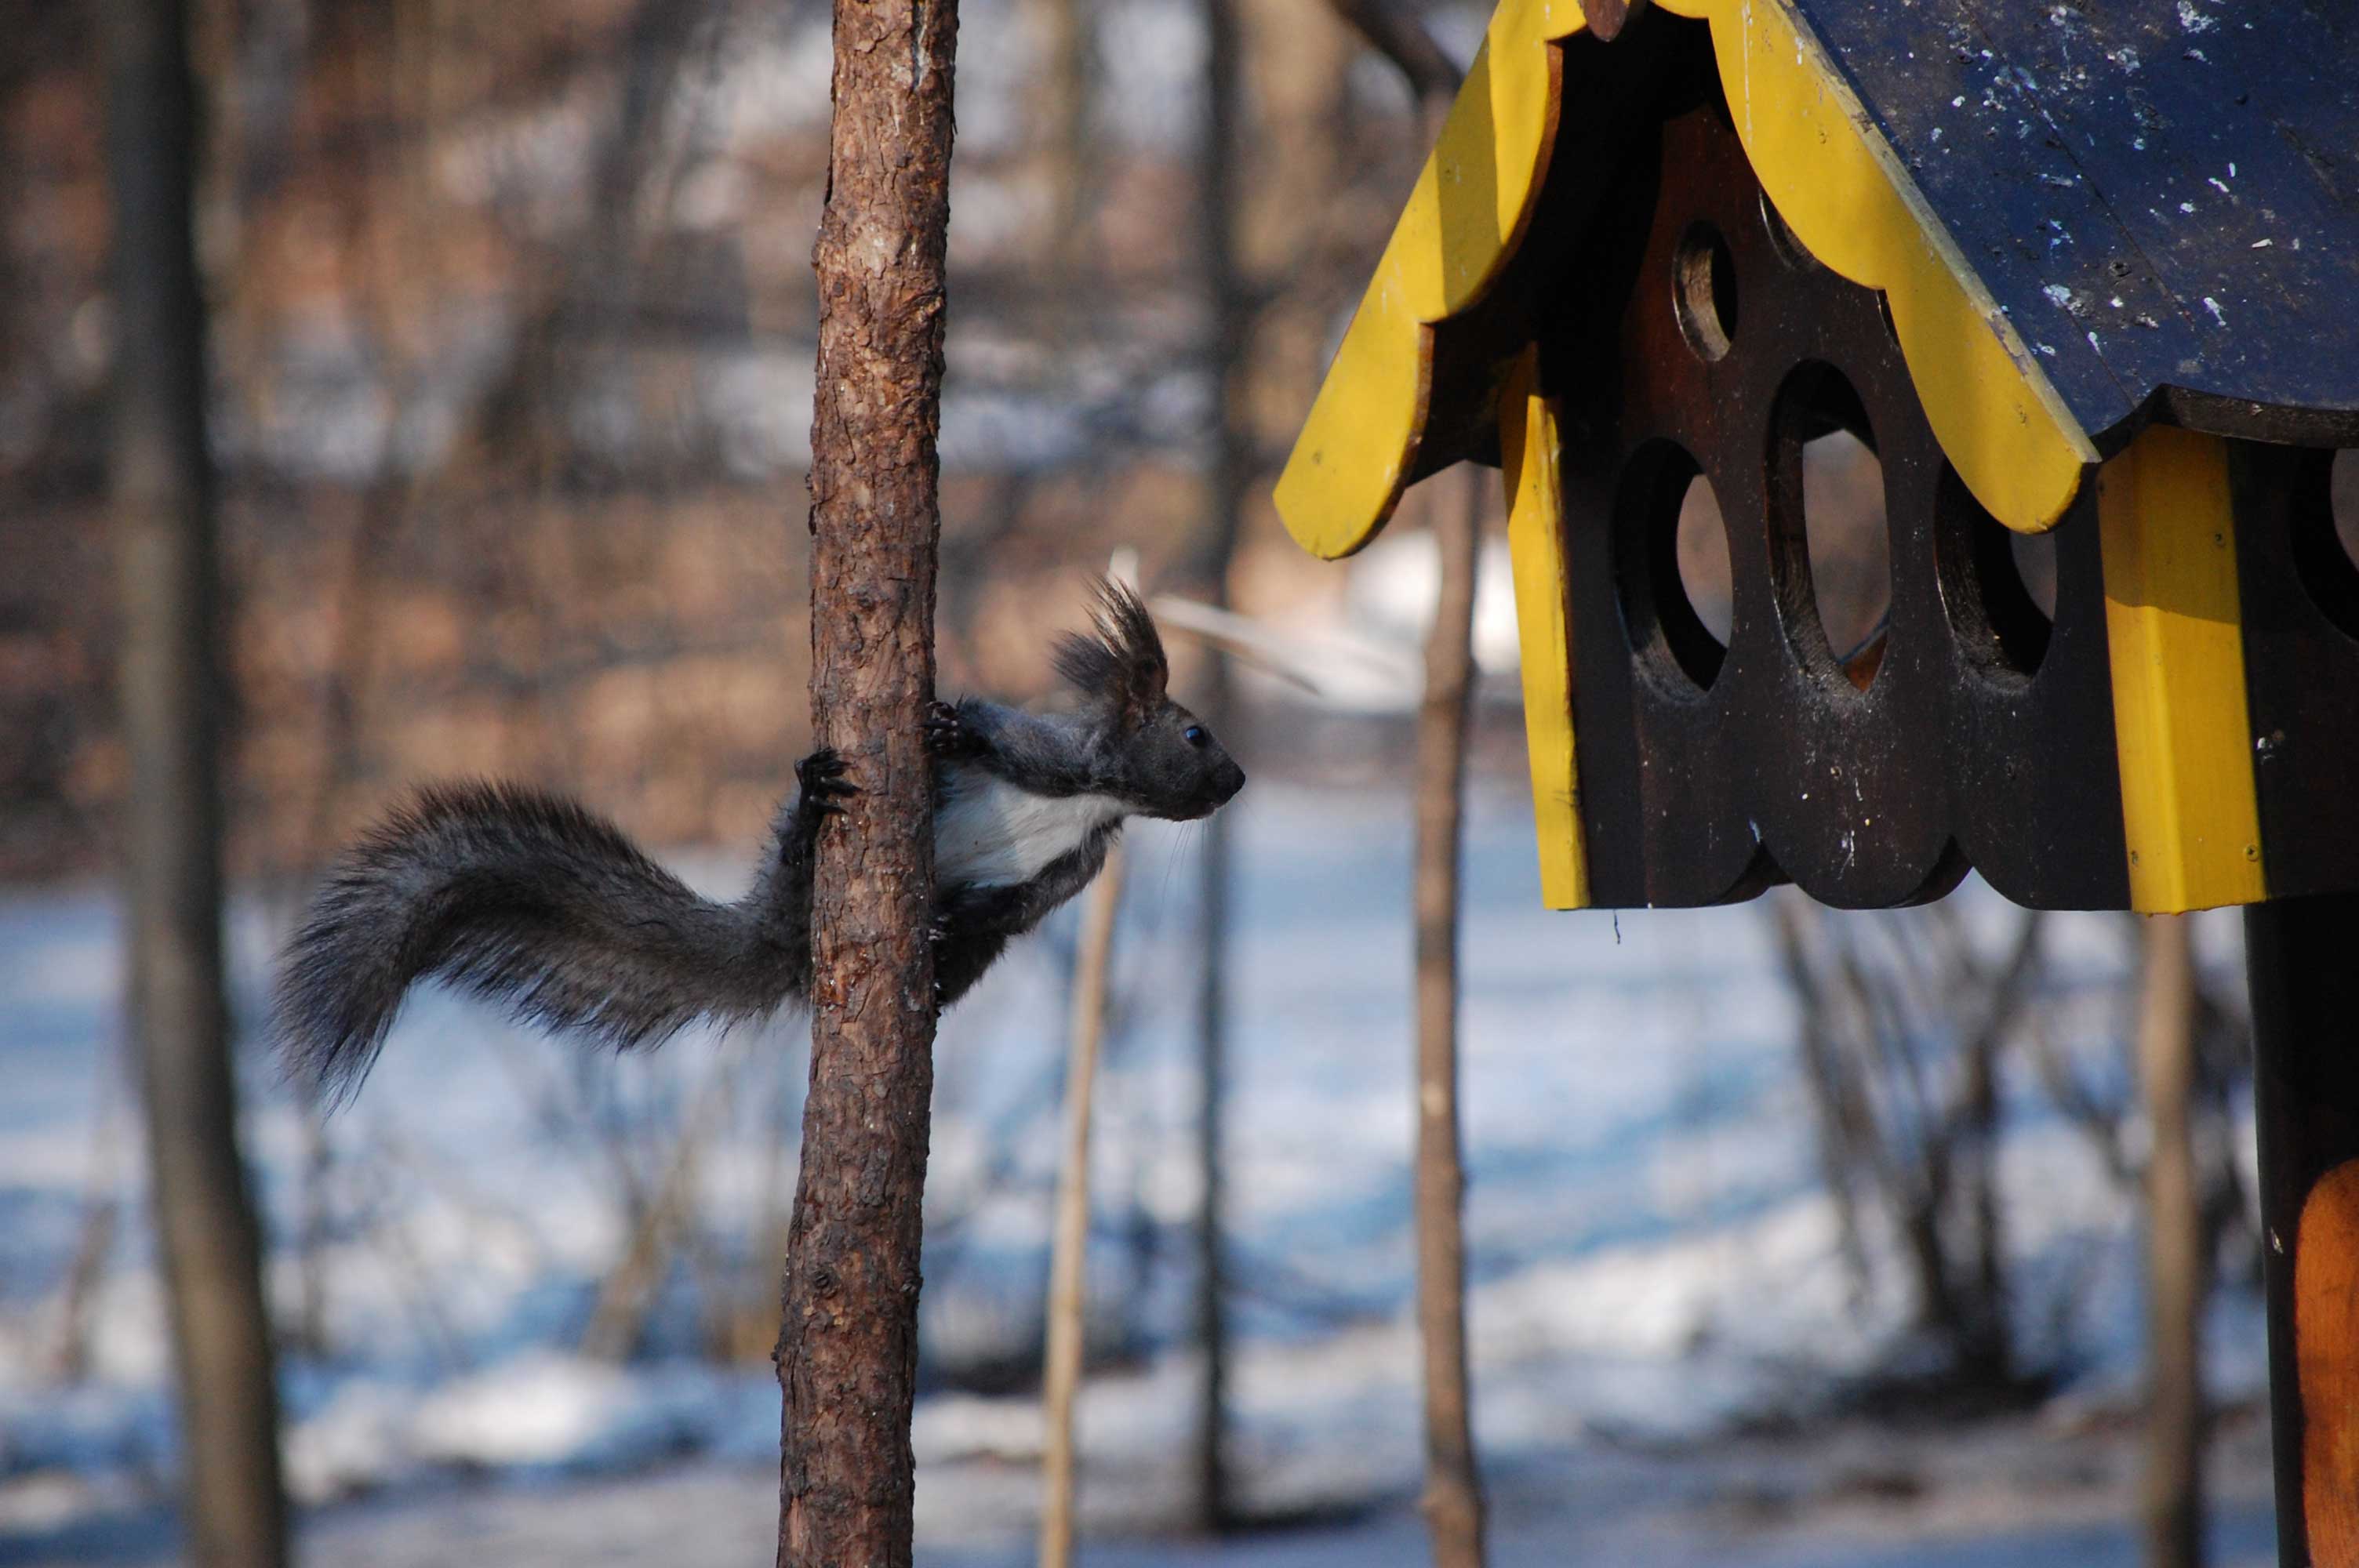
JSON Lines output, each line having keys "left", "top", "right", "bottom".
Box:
{"left": 1276, "top": 0, "right": 2099, "bottom": 562}
{"left": 2095, "top": 426, "right": 2265, "bottom": 913}
{"left": 1275, "top": 0, "right": 1587, "bottom": 560}
{"left": 1672, "top": 0, "right": 2095, "bottom": 532}
{"left": 1499, "top": 350, "right": 1590, "bottom": 909}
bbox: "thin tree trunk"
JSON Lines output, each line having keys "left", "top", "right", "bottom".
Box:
{"left": 1190, "top": 0, "right": 1248, "bottom": 1530}
{"left": 2139, "top": 914, "right": 2206, "bottom": 1568}
{"left": 292, "top": 1109, "right": 333, "bottom": 1357}
{"left": 1766, "top": 896, "right": 1872, "bottom": 1295}
{"left": 580, "top": 1058, "right": 737, "bottom": 1363}
{"left": 104, "top": 3, "right": 289, "bottom": 1564}
{"left": 51, "top": 1051, "right": 125, "bottom": 1382}
{"left": 1035, "top": 0, "right": 1090, "bottom": 281}
{"left": 1412, "top": 472, "right": 1486, "bottom": 1567}
{"left": 1039, "top": 836, "right": 1126, "bottom": 1568}
{"left": 51, "top": 1190, "right": 120, "bottom": 1384}
{"left": 775, "top": 0, "right": 958, "bottom": 1554}
{"left": 1191, "top": 795, "right": 1235, "bottom": 1534}
{"left": 1320, "top": 26, "right": 1483, "bottom": 1555}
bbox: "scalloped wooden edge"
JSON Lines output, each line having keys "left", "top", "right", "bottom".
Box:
{"left": 1274, "top": 0, "right": 1584, "bottom": 561}
{"left": 1275, "top": 0, "right": 2099, "bottom": 561}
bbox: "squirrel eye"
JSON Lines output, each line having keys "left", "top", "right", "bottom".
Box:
{"left": 1183, "top": 724, "right": 1207, "bottom": 746}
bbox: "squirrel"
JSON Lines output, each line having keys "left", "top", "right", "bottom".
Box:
{"left": 274, "top": 579, "right": 1245, "bottom": 1104}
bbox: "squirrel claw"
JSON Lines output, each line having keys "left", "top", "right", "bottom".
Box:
{"left": 795, "top": 748, "right": 858, "bottom": 803}
{"left": 925, "top": 701, "right": 984, "bottom": 758}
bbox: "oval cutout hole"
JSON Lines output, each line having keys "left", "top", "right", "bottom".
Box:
{"left": 1770, "top": 364, "right": 1892, "bottom": 691}
{"left": 1678, "top": 472, "right": 1735, "bottom": 648}
{"left": 1759, "top": 191, "right": 1816, "bottom": 270}
{"left": 1613, "top": 440, "right": 1732, "bottom": 692}
{"left": 2336, "top": 450, "right": 2359, "bottom": 577}
{"left": 1936, "top": 463, "right": 2054, "bottom": 680}
{"left": 2293, "top": 449, "right": 2359, "bottom": 644}
{"left": 2011, "top": 528, "right": 2059, "bottom": 623}
{"left": 1673, "top": 222, "right": 1738, "bottom": 363}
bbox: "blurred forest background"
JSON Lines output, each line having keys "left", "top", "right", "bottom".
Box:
{"left": 1, "top": 0, "right": 1436, "bottom": 882}
{"left": 3, "top": 0, "right": 2349, "bottom": 1563}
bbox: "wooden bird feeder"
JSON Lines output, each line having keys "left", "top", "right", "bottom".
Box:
{"left": 1275, "top": 2, "right": 2359, "bottom": 1555}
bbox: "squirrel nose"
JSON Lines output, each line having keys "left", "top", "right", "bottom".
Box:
{"left": 1216, "top": 760, "right": 1245, "bottom": 801}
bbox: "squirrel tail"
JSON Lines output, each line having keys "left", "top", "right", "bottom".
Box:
{"left": 274, "top": 782, "right": 798, "bottom": 1105}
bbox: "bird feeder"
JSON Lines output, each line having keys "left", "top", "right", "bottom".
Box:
{"left": 1274, "top": 2, "right": 2359, "bottom": 1556}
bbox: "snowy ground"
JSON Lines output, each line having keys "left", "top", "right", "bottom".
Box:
{"left": 0, "top": 774, "right": 2271, "bottom": 1561}
{"left": 0, "top": 1405, "right": 2284, "bottom": 1566}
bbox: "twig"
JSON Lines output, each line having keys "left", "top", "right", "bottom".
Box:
{"left": 1038, "top": 833, "right": 1125, "bottom": 1568}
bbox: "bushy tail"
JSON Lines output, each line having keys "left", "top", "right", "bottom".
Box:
{"left": 274, "top": 782, "right": 799, "bottom": 1105}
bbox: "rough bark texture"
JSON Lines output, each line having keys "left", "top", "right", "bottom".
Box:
{"left": 2138, "top": 915, "right": 2206, "bottom": 1568}
{"left": 1039, "top": 838, "right": 1125, "bottom": 1568}
{"left": 104, "top": 2, "right": 291, "bottom": 1564}
{"left": 1413, "top": 473, "right": 1487, "bottom": 1568}
{"left": 775, "top": 0, "right": 958, "bottom": 1556}
{"left": 1190, "top": 0, "right": 1247, "bottom": 1528}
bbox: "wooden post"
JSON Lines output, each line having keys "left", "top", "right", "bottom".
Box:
{"left": 1412, "top": 473, "right": 1488, "bottom": 1567}
{"left": 2138, "top": 914, "right": 2205, "bottom": 1568}
{"left": 104, "top": 4, "right": 291, "bottom": 1566}
{"left": 774, "top": 0, "right": 958, "bottom": 1554}
{"left": 1038, "top": 835, "right": 1125, "bottom": 1568}
{"left": 2247, "top": 891, "right": 2359, "bottom": 1568}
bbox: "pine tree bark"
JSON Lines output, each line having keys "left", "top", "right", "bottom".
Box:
{"left": 104, "top": 2, "right": 289, "bottom": 1564}
{"left": 775, "top": 0, "right": 958, "bottom": 1556}
{"left": 1413, "top": 474, "right": 1486, "bottom": 1568}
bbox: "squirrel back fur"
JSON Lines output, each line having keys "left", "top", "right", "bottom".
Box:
{"left": 275, "top": 579, "right": 1244, "bottom": 1105}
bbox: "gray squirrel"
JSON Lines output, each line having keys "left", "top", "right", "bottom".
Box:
{"left": 274, "top": 579, "right": 1245, "bottom": 1103}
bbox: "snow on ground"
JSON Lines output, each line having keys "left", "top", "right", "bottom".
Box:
{"left": 0, "top": 774, "right": 2267, "bottom": 1559}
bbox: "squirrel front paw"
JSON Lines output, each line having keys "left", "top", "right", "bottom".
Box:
{"left": 794, "top": 748, "right": 856, "bottom": 819}
{"left": 924, "top": 700, "right": 988, "bottom": 760}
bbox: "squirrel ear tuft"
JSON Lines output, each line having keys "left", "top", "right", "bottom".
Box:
{"left": 1052, "top": 575, "right": 1168, "bottom": 722}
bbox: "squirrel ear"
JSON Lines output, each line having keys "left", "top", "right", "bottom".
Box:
{"left": 1103, "top": 578, "right": 1168, "bottom": 723}
{"left": 1122, "top": 655, "right": 1165, "bottom": 729}
{"left": 1054, "top": 575, "right": 1168, "bottom": 724}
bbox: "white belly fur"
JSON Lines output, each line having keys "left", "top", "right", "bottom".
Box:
{"left": 934, "top": 769, "right": 1125, "bottom": 888}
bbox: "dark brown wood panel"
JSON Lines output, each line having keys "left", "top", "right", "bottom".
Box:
{"left": 2232, "top": 444, "right": 2359, "bottom": 904}
{"left": 1540, "top": 106, "right": 2132, "bottom": 910}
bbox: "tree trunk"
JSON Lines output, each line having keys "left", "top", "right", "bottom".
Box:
{"left": 104, "top": 3, "right": 290, "bottom": 1564}
{"left": 1034, "top": 0, "right": 1091, "bottom": 280}
{"left": 1765, "top": 896, "right": 1872, "bottom": 1296}
{"left": 1190, "top": 0, "right": 1248, "bottom": 1531}
{"left": 2139, "top": 914, "right": 2207, "bottom": 1568}
{"left": 1191, "top": 795, "right": 1235, "bottom": 1534}
{"left": 1332, "top": 20, "right": 1483, "bottom": 1551}
{"left": 775, "top": 0, "right": 958, "bottom": 1555}
{"left": 1412, "top": 473, "right": 1487, "bottom": 1567}
{"left": 1039, "top": 837, "right": 1125, "bottom": 1568}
